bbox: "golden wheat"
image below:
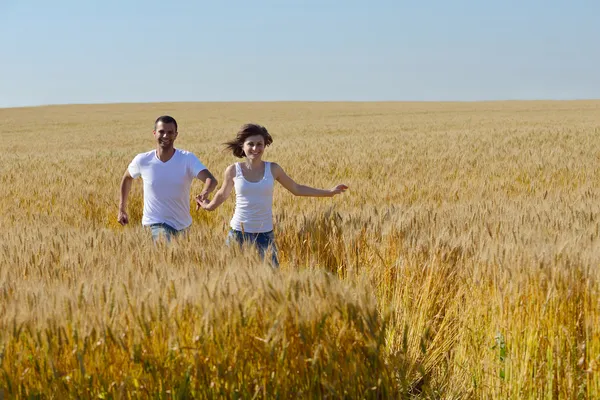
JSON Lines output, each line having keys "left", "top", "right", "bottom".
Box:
{"left": 1, "top": 101, "right": 599, "bottom": 398}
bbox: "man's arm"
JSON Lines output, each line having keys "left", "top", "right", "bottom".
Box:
{"left": 118, "top": 170, "right": 134, "bottom": 225}
{"left": 195, "top": 169, "right": 218, "bottom": 202}
{"left": 197, "top": 165, "right": 235, "bottom": 211}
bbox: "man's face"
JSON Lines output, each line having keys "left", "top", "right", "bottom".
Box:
{"left": 153, "top": 121, "right": 178, "bottom": 149}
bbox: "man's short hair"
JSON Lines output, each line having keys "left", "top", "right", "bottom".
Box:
{"left": 155, "top": 115, "right": 178, "bottom": 131}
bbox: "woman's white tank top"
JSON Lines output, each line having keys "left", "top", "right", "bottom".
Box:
{"left": 229, "top": 162, "right": 275, "bottom": 233}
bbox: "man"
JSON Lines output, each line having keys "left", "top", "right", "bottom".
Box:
{"left": 118, "top": 115, "right": 217, "bottom": 242}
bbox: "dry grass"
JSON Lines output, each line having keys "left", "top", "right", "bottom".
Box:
{"left": 1, "top": 100, "right": 599, "bottom": 398}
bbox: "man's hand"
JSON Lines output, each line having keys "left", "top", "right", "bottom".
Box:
{"left": 195, "top": 193, "right": 209, "bottom": 211}
{"left": 119, "top": 170, "right": 134, "bottom": 226}
{"left": 118, "top": 209, "right": 129, "bottom": 225}
{"left": 195, "top": 197, "right": 212, "bottom": 211}
{"left": 196, "top": 190, "right": 210, "bottom": 202}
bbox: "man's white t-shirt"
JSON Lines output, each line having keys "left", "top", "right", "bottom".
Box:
{"left": 128, "top": 149, "right": 207, "bottom": 231}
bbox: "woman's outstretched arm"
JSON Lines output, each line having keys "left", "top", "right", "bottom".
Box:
{"left": 271, "top": 163, "right": 348, "bottom": 197}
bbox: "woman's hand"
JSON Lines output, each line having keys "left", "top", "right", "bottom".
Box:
{"left": 329, "top": 184, "right": 349, "bottom": 196}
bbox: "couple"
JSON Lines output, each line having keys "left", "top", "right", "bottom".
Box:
{"left": 118, "top": 115, "right": 348, "bottom": 268}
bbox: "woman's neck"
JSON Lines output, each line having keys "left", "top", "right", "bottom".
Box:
{"left": 244, "top": 158, "right": 263, "bottom": 169}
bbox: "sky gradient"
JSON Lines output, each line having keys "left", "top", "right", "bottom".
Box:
{"left": 1, "top": 0, "right": 598, "bottom": 107}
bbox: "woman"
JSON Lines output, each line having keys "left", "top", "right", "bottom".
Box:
{"left": 196, "top": 123, "right": 348, "bottom": 268}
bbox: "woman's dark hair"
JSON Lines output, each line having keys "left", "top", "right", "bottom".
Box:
{"left": 224, "top": 123, "right": 273, "bottom": 158}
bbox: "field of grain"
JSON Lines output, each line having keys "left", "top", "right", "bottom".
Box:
{"left": 1, "top": 101, "right": 599, "bottom": 398}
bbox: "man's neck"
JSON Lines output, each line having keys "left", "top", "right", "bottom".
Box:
{"left": 156, "top": 147, "right": 176, "bottom": 162}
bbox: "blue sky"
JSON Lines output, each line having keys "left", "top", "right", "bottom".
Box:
{"left": 1, "top": 0, "right": 598, "bottom": 107}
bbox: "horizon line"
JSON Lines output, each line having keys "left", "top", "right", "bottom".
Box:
{"left": 2, "top": 98, "right": 600, "bottom": 110}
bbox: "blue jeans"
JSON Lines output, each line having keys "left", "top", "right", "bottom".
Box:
{"left": 149, "top": 223, "right": 187, "bottom": 243}
{"left": 226, "top": 229, "right": 279, "bottom": 268}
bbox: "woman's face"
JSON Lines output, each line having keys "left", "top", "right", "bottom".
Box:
{"left": 243, "top": 135, "right": 265, "bottom": 160}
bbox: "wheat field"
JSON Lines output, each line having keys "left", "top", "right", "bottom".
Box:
{"left": 1, "top": 101, "right": 599, "bottom": 398}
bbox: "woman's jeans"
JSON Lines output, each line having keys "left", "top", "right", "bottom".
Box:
{"left": 226, "top": 229, "right": 279, "bottom": 268}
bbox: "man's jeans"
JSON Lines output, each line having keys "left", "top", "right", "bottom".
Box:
{"left": 149, "top": 223, "right": 187, "bottom": 243}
